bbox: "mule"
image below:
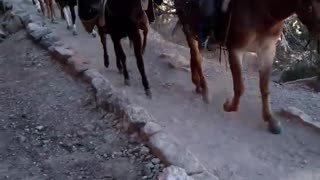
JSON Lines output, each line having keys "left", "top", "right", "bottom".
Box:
{"left": 55, "top": 0, "right": 97, "bottom": 37}
{"left": 173, "top": 0, "right": 320, "bottom": 134}
{"left": 78, "top": 0, "right": 152, "bottom": 97}
{"left": 38, "top": 0, "right": 55, "bottom": 22}
{"left": 32, "top": 0, "right": 43, "bottom": 13}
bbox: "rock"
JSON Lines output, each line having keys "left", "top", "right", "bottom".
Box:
{"left": 151, "top": 158, "right": 160, "bottom": 164}
{"left": 281, "top": 106, "right": 320, "bottom": 129}
{"left": 191, "top": 172, "right": 219, "bottom": 180}
{"left": 146, "top": 162, "right": 154, "bottom": 169}
{"left": 159, "top": 53, "right": 190, "bottom": 70}
{"left": 26, "top": 23, "right": 52, "bottom": 41}
{"left": 49, "top": 46, "right": 73, "bottom": 61}
{"left": 17, "top": 135, "right": 26, "bottom": 143}
{"left": 92, "top": 77, "right": 113, "bottom": 94}
{"left": 0, "top": 11, "right": 23, "bottom": 34}
{"left": 124, "top": 105, "right": 155, "bottom": 131}
{"left": 281, "top": 106, "right": 312, "bottom": 122}
{"left": 159, "top": 166, "right": 194, "bottom": 180}
{"left": 36, "top": 125, "right": 44, "bottom": 131}
{"left": 3, "top": 1, "right": 12, "bottom": 11}
{"left": 142, "top": 122, "right": 162, "bottom": 137}
{"left": 140, "top": 146, "right": 150, "bottom": 155}
{"left": 149, "top": 132, "right": 204, "bottom": 174}
{"left": 68, "top": 56, "right": 90, "bottom": 73}
{"left": 40, "top": 33, "right": 60, "bottom": 49}
{"left": 143, "top": 163, "right": 154, "bottom": 177}
{"left": 84, "top": 69, "right": 105, "bottom": 82}
{"left": 0, "top": 28, "right": 6, "bottom": 38}
{"left": 0, "top": 1, "right": 12, "bottom": 12}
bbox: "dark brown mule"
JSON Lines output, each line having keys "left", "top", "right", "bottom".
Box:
{"left": 78, "top": 0, "right": 152, "bottom": 97}
{"left": 174, "top": 0, "right": 320, "bottom": 134}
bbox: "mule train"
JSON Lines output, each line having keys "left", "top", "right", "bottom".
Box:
{"left": 31, "top": 0, "right": 320, "bottom": 134}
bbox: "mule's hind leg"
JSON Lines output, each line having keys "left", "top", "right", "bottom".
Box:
{"left": 141, "top": 11, "right": 149, "bottom": 54}
{"left": 130, "top": 31, "right": 151, "bottom": 98}
{"left": 258, "top": 44, "right": 282, "bottom": 134}
{"left": 185, "top": 33, "right": 210, "bottom": 103}
{"left": 46, "top": 0, "right": 55, "bottom": 22}
{"left": 38, "top": 0, "right": 46, "bottom": 16}
{"left": 112, "top": 36, "right": 128, "bottom": 84}
{"left": 184, "top": 33, "right": 201, "bottom": 94}
{"left": 62, "top": 6, "right": 72, "bottom": 29}
{"left": 69, "top": 5, "right": 78, "bottom": 35}
{"left": 98, "top": 27, "right": 109, "bottom": 68}
{"left": 224, "top": 50, "right": 244, "bottom": 112}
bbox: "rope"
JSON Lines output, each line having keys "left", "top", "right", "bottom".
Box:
{"left": 219, "top": 0, "right": 233, "bottom": 70}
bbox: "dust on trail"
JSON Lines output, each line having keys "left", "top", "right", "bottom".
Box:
{"left": 0, "top": 31, "right": 163, "bottom": 180}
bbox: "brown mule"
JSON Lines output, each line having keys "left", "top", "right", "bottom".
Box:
{"left": 78, "top": 0, "right": 152, "bottom": 97}
{"left": 174, "top": 0, "right": 320, "bottom": 134}
{"left": 37, "top": 0, "right": 55, "bottom": 22}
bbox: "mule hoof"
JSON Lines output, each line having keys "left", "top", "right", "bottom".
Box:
{"left": 195, "top": 87, "right": 202, "bottom": 94}
{"left": 104, "top": 61, "right": 109, "bottom": 68}
{"left": 268, "top": 119, "right": 282, "bottom": 134}
{"left": 124, "top": 79, "right": 130, "bottom": 86}
{"left": 92, "top": 33, "right": 97, "bottom": 38}
{"left": 67, "top": 25, "right": 71, "bottom": 30}
{"left": 73, "top": 31, "right": 78, "bottom": 36}
{"left": 203, "top": 93, "right": 211, "bottom": 104}
{"left": 145, "top": 89, "right": 152, "bottom": 99}
{"left": 223, "top": 99, "right": 237, "bottom": 112}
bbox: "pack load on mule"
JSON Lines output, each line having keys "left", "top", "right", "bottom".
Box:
{"left": 165, "top": 0, "right": 320, "bottom": 134}
{"left": 77, "top": 0, "right": 153, "bottom": 97}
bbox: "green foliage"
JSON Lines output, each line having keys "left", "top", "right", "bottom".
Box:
{"left": 277, "top": 16, "right": 320, "bottom": 82}
{"left": 280, "top": 62, "right": 318, "bottom": 82}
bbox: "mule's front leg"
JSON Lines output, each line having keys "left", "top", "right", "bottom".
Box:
{"left": 62, "top": 7, "right": 72, "bottom": 29}
{"left": 141, "top": 11, "right": 149, "bottom": 54}
{"left": 258, "top": 45, "right": 282, "bottom": 134}
{"left": 69, "top": 5, "right": 78, "bottom": 36}
{"left": 131, "top": 31, "right": 151, "bottom": 98}
{"left": 187, "top": 35, "right": 210, "bottom": 103}
{"left": 112, "top": 36, "right": 129, "bottom": 85}
{"left": 224, "top": 50, "right": 244, "bottom": 112}
{"left": 185, "top": 33, "right": 210, "bottom": 102}
{"left": 111, "top": 36, "right": 125, "bottom": 74}
{"left": 98, "top": 27, "right": 109, "bottom": 68}
{"left": 184, "top": 32, "right": 201, "bottom": 94}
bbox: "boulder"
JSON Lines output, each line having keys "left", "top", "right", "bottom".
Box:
{"left": 159, "top": 166, "right": 194, "bottom": 180}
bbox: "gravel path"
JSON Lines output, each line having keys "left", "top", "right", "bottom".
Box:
{"left": 0, "top": 31, "right": 163, "bottom": 180}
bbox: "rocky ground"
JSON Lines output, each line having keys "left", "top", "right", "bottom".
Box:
{"left": 0, "top": 31, "right": 164, "bottom": 180}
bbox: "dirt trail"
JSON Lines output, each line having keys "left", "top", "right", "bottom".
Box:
{"left": 0, "top": 31, "right": 164, "bottom": 180}
{"left": 12, "top": 0, "right": 320, "bottom": 179}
